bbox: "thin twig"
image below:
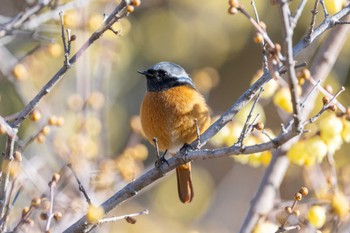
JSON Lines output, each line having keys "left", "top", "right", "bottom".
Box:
{"left": 17, "top": 124, "right": 49, "bottom": 152}
{"left": 0, "top": 178, "right": 17, "bottom": 231}
{"left": 59, "top": 12, "right": 70, "bottom": 67}
{"left": 300, "top": 79, "right": 321, "bottom": 108}
{"left": 0, "top": 116, "right": 16, "bottom": 137}
{"left": 12, "top": 205, "right": 33, "bottom": 232}
{"left": 45, "top": 179, "right": 57, "bottom": 232}
{"left": 326, "top": 152, "right": 338, "bottom": 192}
{"left": 276, "top": 224, "right": 301, "bottom": 233}
{"left": 98, "top": 209, "right": 149, "bottom": 224}
{"left": 0, "top": 134, "right": 17, "bottom": 218}
{"left": 251, "top": 1, "right": 259, "bottom": 22}
{"left": 279, "top": 62, "right": 307, "bottom": 75}
{"left": 67, "top": 164, "right": 92, "bottom": 206}
{"left": 237, "top": 6, "right": 275, "bottom": 49}
{"left": 237, "top": 87, "right": 263, "bottom": 147}
{"left": 291, "top": 0, "right": 307, "bottom": 29}
{"left": 304, "top": 86, "right": 345, "bottom": 125}
{"left": 319, "top": 0, "right": 329, "bottom": 17}
{"left": 305, "top": 0, "right": 321, "bottom": 42}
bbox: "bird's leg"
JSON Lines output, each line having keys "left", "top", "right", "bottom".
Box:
{"left": 152, "top": 137, "right": 169, "bottom": 169}
{"left": 193, "top": 118, "right": 201, "bottom": 149}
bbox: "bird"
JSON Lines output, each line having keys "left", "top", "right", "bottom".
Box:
{"left": 139, "top": 61, "right": 210, "bottom": 204}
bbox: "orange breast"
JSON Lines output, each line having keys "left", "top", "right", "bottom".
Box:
{"left": 140, "top": 86, "right": 210, "bottom": 153}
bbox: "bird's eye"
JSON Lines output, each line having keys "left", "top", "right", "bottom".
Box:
{"left": 157, "top": 70, "right": 166, "bottom": 78}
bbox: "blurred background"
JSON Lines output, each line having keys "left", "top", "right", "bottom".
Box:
{"left": 0, "top": 0, "right": 350, "bottom": 232}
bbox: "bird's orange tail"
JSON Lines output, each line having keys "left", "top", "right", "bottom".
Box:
{"left": 176, "top": 162, "right": 194, "bottom": 203}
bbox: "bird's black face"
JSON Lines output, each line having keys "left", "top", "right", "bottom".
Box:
{"left": 139, "top": 62, "right": 196, "bottom": 92}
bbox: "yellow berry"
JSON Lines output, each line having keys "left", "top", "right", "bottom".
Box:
{"left": 52, "top": 173, "right": 61, "bottom": 182}
{"left": 307, "top": 205, "right": 326, "bottom": 228}
{"left": 87, "top": 205, "right": 104, "bottom": 223}
{"left": 224, "top": 122, "right": 243, "bottom": 146}
{"left": 31, "top": 197, "right": 41, "bottom": 208}
{"left": 37, "top": 134, "right": 45, "bottom": 144}
{"left": 253, "top": 221, "right": 278, "bottom": 233}
{"left": 87, "top": 91, "right": 105, "bottom": 110}
{"left": 273, "top": 87, "right": 293, "bottom": 113}
{"left": 323, "top": 134, "right": 343, "bottom": 154}
{"left": 40, "top": 212, "right": 48, "bottom": 220}
{"left": 125, "top": 216, "right": 137, "bottom": 224}
{"left": 342, "top": 117, "right": 350, "bottom": 143}
{"left": 254, "top": 33, "right": 264, "bottom": 44}
{"left": 130, "top": 0, "right": 141, "bottom": 6}
{"left": 287, "top": 140, "right": 308, "bottom": 165}
{"left": 48, "top": 116, "right": 58, "bottom": 126}
{"left": 0, "top": 125, "right": 6, "bottom": 135}
{"left": 56, "top": 117, "right": 64, "bottom": 127}
{"left": 22, "top": 206, "right": 30, "bottom": 216}
{"left": 328, "top": 104, "right": 337, "bottom": 112}
{"left": 324, "top": 0, "right": 343, "bottom": 14}
{"left": 127, "top": 5, "right": 135, "bottom": 13}
{"left": 88, "top": 14, "right": 104, "bottom": 31}
{"left": 299, "top": 187, "right": 309, "bottom": 196}
{"left": 47, "top": 43, "right": 62, "bottom": 58}
{"left": 41, "top": 199, "right": 50, "bottom": 211}
{"left": 298, "top": 68, "right": 311, "bottom": 81}
{"left": 12, "top": 63, "right": 28, "bottom": 80}
{"left": 24, "top": 218, "right": 34, "bottom": 226}
{"left": 285, "top": 206, "right": 292, "bottom": 213}
{"left": 293, "top": 209, "right": 300, "bottom": 216}
{"left": 63, "top": 11, "right": 80, "bottom": 28}
{"left": 41, "top": 126, "right": 50, "bottom": 136}
{"left": 295, "top": 192, "right": 302, "bottom": 201}
{"left": 228, "top": 0, "right": 240, "bottom": 7}
{"left": 67, "top": 94, "right": 84, "bottom": 111}
{"left": 332, "top": 191, "right": 349, "bottom": 218}
{"left": 322, "top": 96, "right": 330, "bottom": 105}
{"left": 254, "top": 122, "right": 264, "bottom": 131}
{"left": 260, "top": 151, "right": 272, "bottom": 166}
{"left": 30, "top": 109, "right": 42, "bottom": 122}
{"left": 305, "top": 136, "right": 327, "bottom": 164}
{"left": 250, "top": 70, "right": 278, "bottom": 99}
{"left": 319, "top": 113, "right": 343, "bottom": 140}
{"left": 276, "top": 211, "right": 289, "bottom": 225}
{"left": 228, "top": 6, "right": 238, "bottom": 14}
{"left": 54, "top": 212, "right": 63, "bottom": 221}
{"left": 324, "top": 85, "right": 333, "bottom": 94}
{"left": 258, "top": 21, "right": 267, "bottom": 31}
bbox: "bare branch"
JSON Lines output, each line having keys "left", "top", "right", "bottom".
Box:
{"left": 278, "top": 1, "right": 302, "bottom": 130}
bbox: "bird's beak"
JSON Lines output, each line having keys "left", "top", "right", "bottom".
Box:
{"left": 138, "top": 70, "right": 147, "bottom": 76}
{"left": 138, "top": 70, "right": 153, "bottom": 77}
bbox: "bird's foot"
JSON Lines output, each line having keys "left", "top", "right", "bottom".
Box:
{"left": 155, "top": 150, "right": 169, "bottom": 169}
{"left": 180, "top": 143, "right": 195, "bottom": 156}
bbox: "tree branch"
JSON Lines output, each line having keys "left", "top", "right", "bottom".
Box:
{"left": 238, "top": 14, "right": 350, "bottom": 233}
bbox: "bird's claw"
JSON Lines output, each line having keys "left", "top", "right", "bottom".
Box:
{"left": 155, "top": 151, "right": 169, "bottom": 169}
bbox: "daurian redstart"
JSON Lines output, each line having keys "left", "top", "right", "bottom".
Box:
{"left": 139, "top": 62, "right": 210, "bottom": 203}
